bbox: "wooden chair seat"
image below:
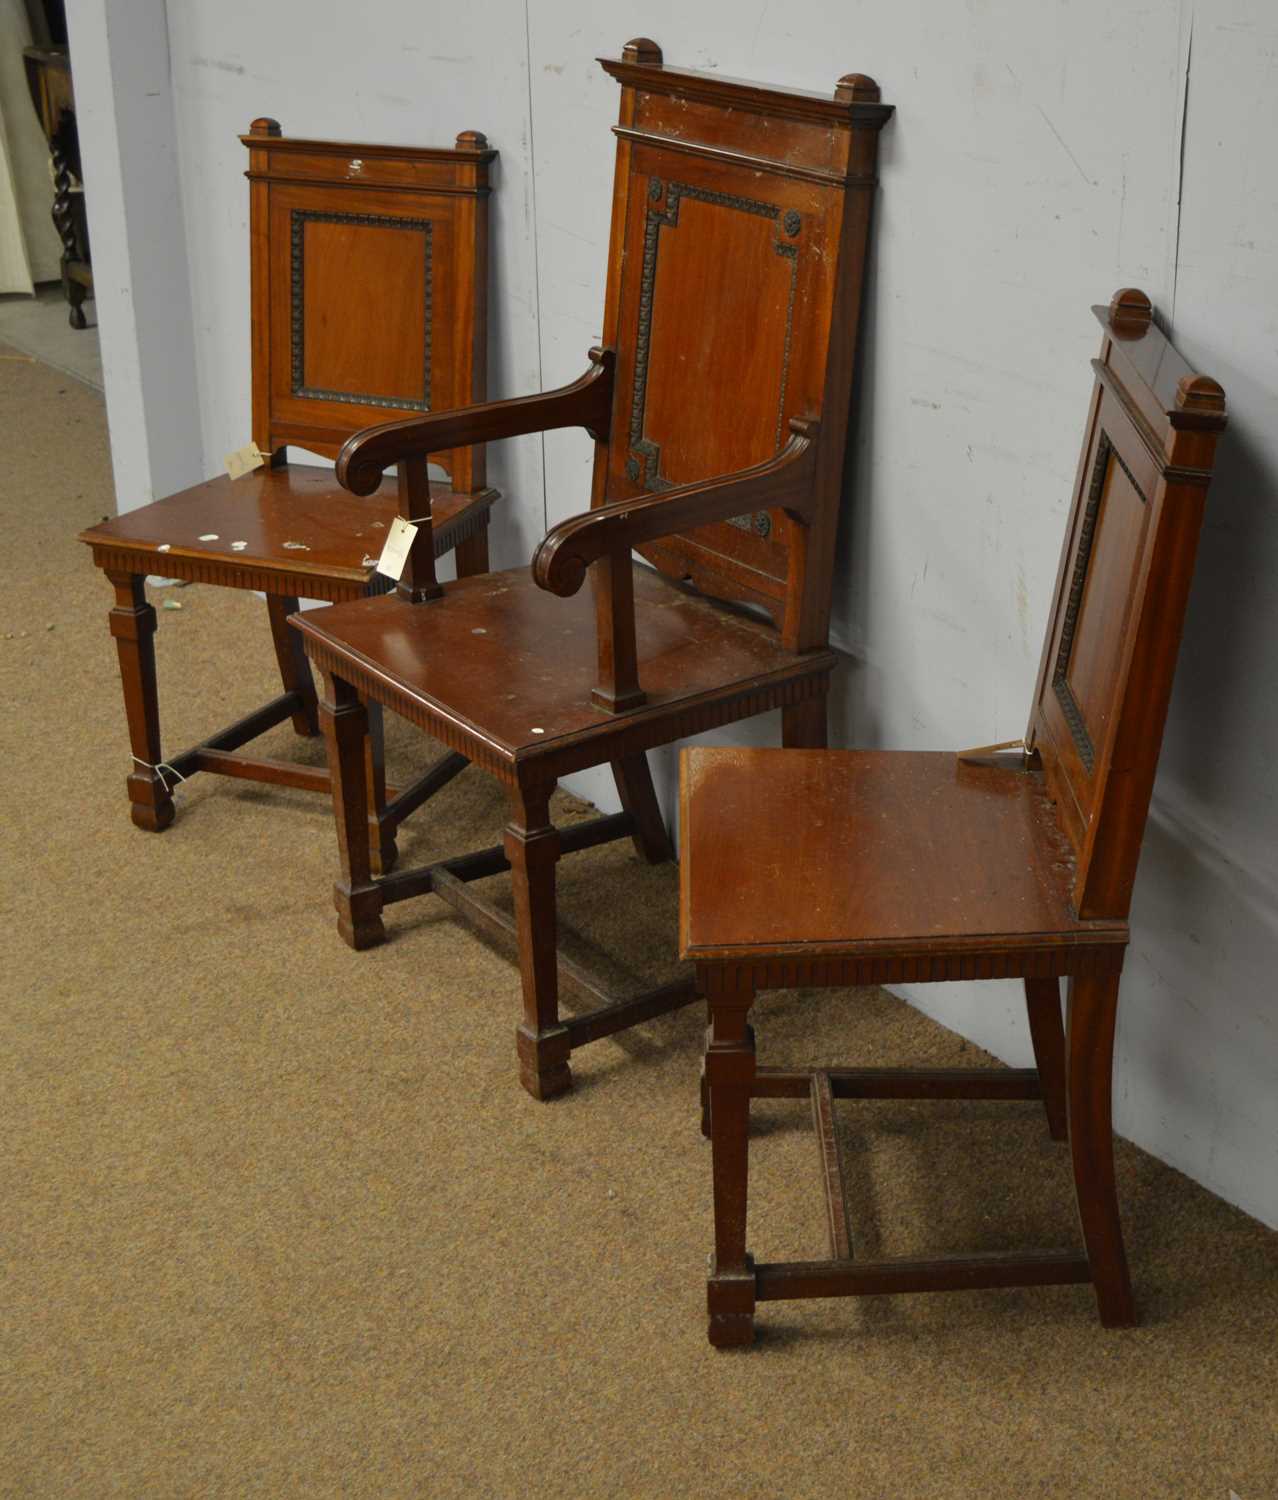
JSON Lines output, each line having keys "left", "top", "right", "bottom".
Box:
{"left": 681, "top": 749, "right": 1126, "bottom": 973}
{"left": 83, "top": 467, "right": 486, "bottom": 598}
{"left": 80, "top": 124, "right": 496, "bottom": 850}
{"left": 684, "top": 290, "right": 1228, "bottom": 1347}
{"left": 298, "top": 567, "right": 830, "bottom": 763}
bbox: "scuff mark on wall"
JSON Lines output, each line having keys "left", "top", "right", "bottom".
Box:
{"left": 1034, "top": 103, "right": 1094, "bottom": 187}
{"left": 1171, "top": 10, "right": 1195, "bottom": 325}
{"left": 1015, "top": 561, "right": 1029, "bottom": 650}
{"left": 190, "top": 56, "right": 246, "bottom": 75}
{"left": 1116, "top": 165, "right": 1127, "bottom": 263}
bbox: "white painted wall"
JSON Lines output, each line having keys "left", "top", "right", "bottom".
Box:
{"left": 66, "top": 0, "right": 202, "bottom": 510}
{"left": 1110, "top": 7, "right": 1278, "bottom": 1224}
{"left": 81, "top": 0, "right": 1277, "bottom": 1226}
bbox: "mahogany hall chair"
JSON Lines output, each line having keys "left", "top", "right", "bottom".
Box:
{"left": 291, "top": 41, "right": 894, "bottom": 1099}
{"left": 80, "top": 122, "right": 497, "bottom": 861}
{"left": 681, "top": 289, "right": 1227, "bottom": 1346}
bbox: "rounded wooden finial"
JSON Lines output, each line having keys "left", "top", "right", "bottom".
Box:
{"left": 248, "top": 117, "right": 282, "bottom": 137}
{"left": 1108, "top": 287, "right": 1153, "bottom": 331}
{"left": 456, "top": 130, "right": 489, "bottom": 150}
{"left": 1175, "top": 373, "right": 1226, "bottom": 415}
{"left": 834, "top": 74, "right": 881, "bottom": 103}
{"left": 622, "top": 38, "right": 663, "bottom": 65}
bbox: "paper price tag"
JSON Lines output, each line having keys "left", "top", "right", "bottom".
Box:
{"left": 224, "top": 442, "right": 270, "bottom": 480}
{"left": 375, "top": 516, "right": 420, "bottom": 581}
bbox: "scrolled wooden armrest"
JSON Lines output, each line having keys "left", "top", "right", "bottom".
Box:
{"left": 337, "top": 347, "right": 615, "bottom": 496}
{"left": 532, "top": 417, "right": 819, "bottom": 598}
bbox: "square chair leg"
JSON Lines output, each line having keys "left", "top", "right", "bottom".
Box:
{"left": 506, "top": 782, "right": 572, "bottom": 1101}
{"left": 705, "top": 977, "right": 758, "bottom": 1346}
{"left": 107, "top": 571, "right": 175, "bottom": 833}
{"left": 318, "top": 671, "right": 387, "bottom": 951}
{"left": 266, "top": 594, "right": 320, "bottom": 737}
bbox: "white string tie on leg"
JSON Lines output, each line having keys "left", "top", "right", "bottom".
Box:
{"left": 131, "top": 756, "right": 188, "bottom": 790}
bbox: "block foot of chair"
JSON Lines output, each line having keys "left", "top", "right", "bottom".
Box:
{"left": 127, "top": 774, "right": 175, "bottom": 833}
{"left": 335, "top": 884, "right": 385, "bottom": 950}
{"left": 708, "top": 1310, "right": 756, "bottom": 1348}
{"left": 338, "top": 913, "right": 386, "bottom": 950}
{"left": 516, "top": 1023, "right": 572, "bottom": 1101}
{"left": 707, "top": 1262, "right": 756, "bottom": 1348}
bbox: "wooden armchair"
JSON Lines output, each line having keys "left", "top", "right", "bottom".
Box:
{"left": 80, "top": 123, "right": 497, "bottom": 860}
{"left": 292, "top": 41, "right": 894, "bottom": 1098}
{"left": 680, "top": 289, "right": 1227, "bottom": 1345}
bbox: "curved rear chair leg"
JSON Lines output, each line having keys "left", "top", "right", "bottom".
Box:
{"left": 318, "top": 670, "right": 385, "bottom": 951}
{"left": 1066, "top": 973, "right": 1136, "bottom": 1326}
{"left": 506, "top": 780, "right": 571, "bottom": 1100}
{"left": 106, "top": 570, "right": 175, "bottom": 832}
{"left": 267, "top": 594, "right": 320, "bottom": 736}
{"left": 1025, "top": 976, "right": 1068, "bottom": 1140}
{"left": 611, "top": 753, "right": 674, "bottom": 863}
{"left": 453, "top": 525, "right": 489, "bottom": 578}
{"left": 705, "top": 970, "right": 758, "bottom": 1347}
{"left": 364, "top": 701, "right": 397, "bottom": 876}
{"left": 781, "top": 693, "right": 828, "bottom": 749}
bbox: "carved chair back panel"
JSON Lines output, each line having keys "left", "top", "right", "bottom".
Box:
{"left": 242, "top": 129, "right": 494, "bottom": 486}
{"left": 605, "top": 148, "right": 842, "bottom": 611}
{"left": 1033, "top": 384, "right": 1158, "bottom": 854}
{"left": 264, "top": 185, "right": 459, "bottom": 439}
{"left": 1027, "top": 297, "right": 1226, "bottom": 920}
{"left": 591, "top": 58, "right": 889, "bottom": 624}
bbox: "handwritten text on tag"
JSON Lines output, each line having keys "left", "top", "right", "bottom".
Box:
{"left": 375, "top": 516, "right": 419, "bottom": 581}
{"left": 224, "top": 442, "right": 270, "bottom": 480}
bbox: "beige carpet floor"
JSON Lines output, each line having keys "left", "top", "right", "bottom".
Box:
{"left": 1, "top": 346, "right": 1275, "bottom": 1498}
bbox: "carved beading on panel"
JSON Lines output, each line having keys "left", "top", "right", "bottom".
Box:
{"left": 1051, "top": 430, "right": 1147, "bottom": 774}
{"left": 291, "top": 210, "right": 433, "bottom": 411}
{"left": 772, "top": 239, "right": 799, "bottom": 450}
{"left": 628, "top": 178, "right": 801, "bottom": 535}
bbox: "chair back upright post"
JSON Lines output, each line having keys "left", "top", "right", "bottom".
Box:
{"left": 1027, "top": 288, "right": 1228, "bottom": 920}
{"left": 584, "top": 42, "right": 893, "bottom": 705}
{"left": 241, "top": 121, "right": 497, "bottom": 591}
